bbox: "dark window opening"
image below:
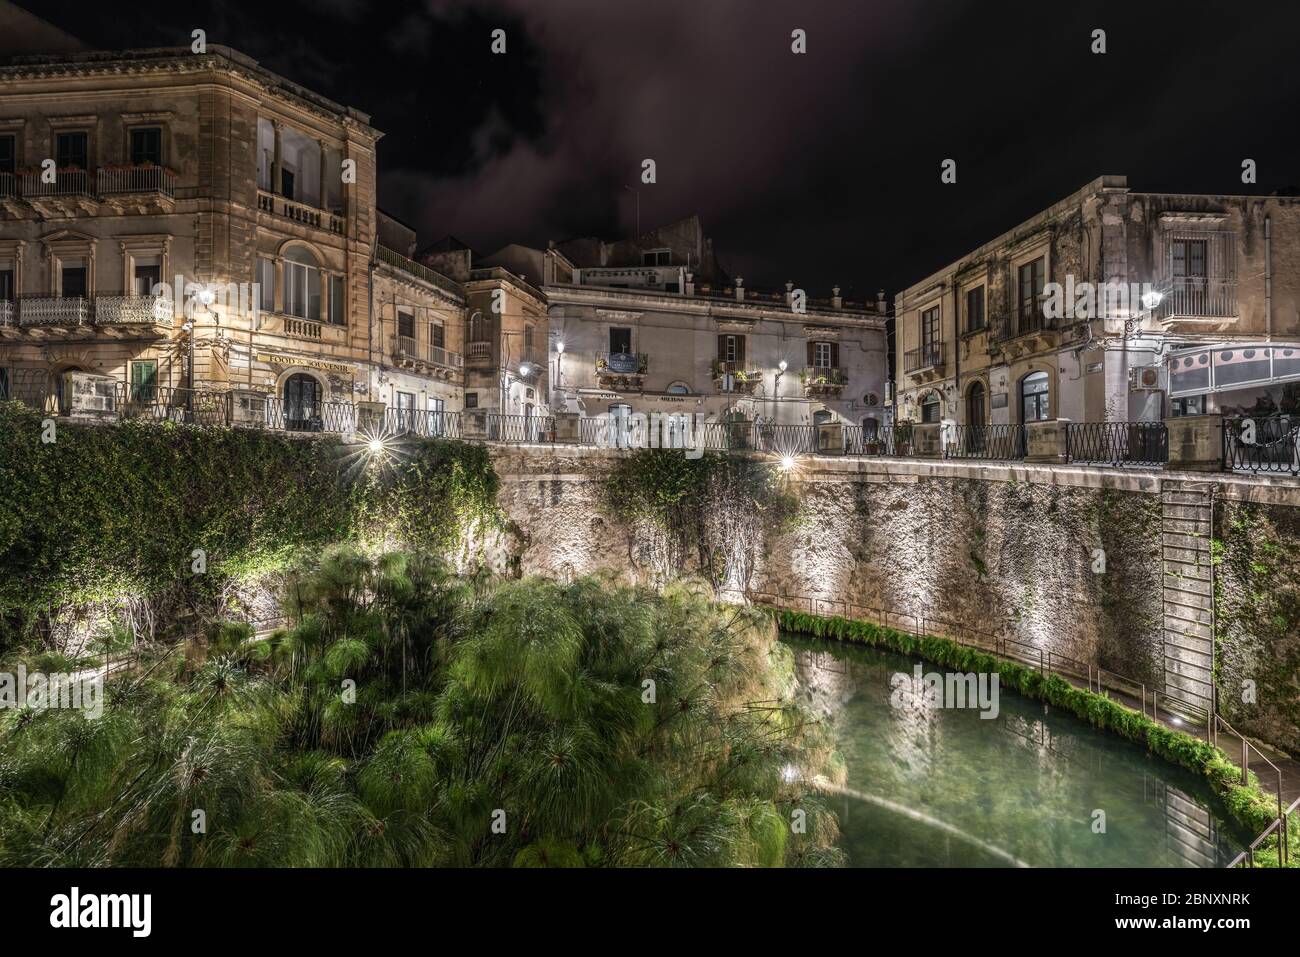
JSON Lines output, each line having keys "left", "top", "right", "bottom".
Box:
{"left": 55, "top": 132, "right": 88, "bottom": 170}
{"left": 609, "top": 326, "right": 632, "bottom": 354}
{"left": 130, "top": 127, "right": 163, "bottom": 167}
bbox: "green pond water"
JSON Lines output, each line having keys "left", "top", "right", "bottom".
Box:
{"left": 785, "top": 636, "right": 1249, "bottom": 867}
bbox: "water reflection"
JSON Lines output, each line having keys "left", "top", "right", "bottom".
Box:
{"left": 786, "top": 636, "right": 1246, "bottom": 867}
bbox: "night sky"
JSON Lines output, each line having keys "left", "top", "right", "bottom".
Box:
{"left": 30, "top": 0, "right": 1300, "bottom": 301}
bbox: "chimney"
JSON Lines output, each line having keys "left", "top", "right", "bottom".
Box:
{"left": 832, "top": 285, "right": 842, "bottom": 310}
{"left": 685, "top": 271, "right": 695, "bottom": 297}
{"left": 735, "top": 277, "right": 745, "bottom": 302}
{"left": 785, "top": 280, "right": 794, "bottom": 306}
{"left": 877, "top": 288, "right": 887, "bottom": 314}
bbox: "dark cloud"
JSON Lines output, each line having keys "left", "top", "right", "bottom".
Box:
{"left": 29, "top": 0, "right": 1300, "bottom": 298}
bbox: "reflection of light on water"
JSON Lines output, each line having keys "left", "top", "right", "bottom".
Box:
{"left": 813, "top": 776, "right": 1031, "bottom": 868}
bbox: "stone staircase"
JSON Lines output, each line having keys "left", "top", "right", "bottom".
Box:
{"left": 1159, "top": 480, "right": 1216, "bottom": 717}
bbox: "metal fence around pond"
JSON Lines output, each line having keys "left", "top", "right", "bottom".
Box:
{"left": 944, "top": 424, "right": 1026, "bottom": 461}
{"left": 487, "top": 413, "right": 555, "bottom": 443}
{"left": 114, "top": 385, "right": 231, "bottom": 427}
{"left": 1224, "top": 416, "right": 1300, "bottom": 476}
{"left": 383, "top": 408, "right": 462, "bottom": 439}
{"left": 1067, "top": 421, "right": 1168, "bottom": 467}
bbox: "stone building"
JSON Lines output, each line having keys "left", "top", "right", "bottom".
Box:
{"left": 0, "top": 20, "right": 463, "bottom": 427}
{"left": 541, "top": 216, "right": 891, "bottom": 435}
{"left": 894, "top": 174, "right": 1300, "bottom": 429}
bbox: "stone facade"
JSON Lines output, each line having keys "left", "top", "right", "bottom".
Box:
{"left": 0, "top": 44, "right": 463, "bottom": 422}
{"left": 895, "top": 174, "right": 1300, "bottom": 429}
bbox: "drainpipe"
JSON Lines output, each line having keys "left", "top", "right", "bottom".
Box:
{"left": 953, "top": 280, "right": 961, "bottom": 420}
{"left": 1265, "top": 215, "right": 1273, "bottom": 342}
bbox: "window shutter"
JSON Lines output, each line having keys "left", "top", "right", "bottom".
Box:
{"left": 718, "top": 334, "right": 727, "bottom": 361}
{"left": 736, "top": 335, "right": 746, "bottom": 365}
{"left": 830, "top": 342, "right": 839, "bottom": 368}
{"left": 806, "top": 341, "right": 815, "bottom": 367}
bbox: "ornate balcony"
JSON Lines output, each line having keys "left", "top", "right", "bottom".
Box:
{"left": 904, "top": 343, "right": 945, "bottom": 381}
{"left": 392, "top": 335, "right": 463, "bottom": 379}
{"left": 284, "top": 316, "right": 323, "bottom": 340}
{"left": 596, "top": 351, "right": 648, "bottom": 389}
{"left": 95, "top": 295, "right": 174, "bottom": 326}
{"left": 712, "top": 360, "right": 761, "bottom": 394}
{"left": 0, "top": 300, "right": 13, "bottom": 328}
{"left": 19, "top": 170, "right": 98, "bottom": 215}
{"left": 802, "top": 366, "right": 847, "bottom": 396}
{"left": 19, "top": 296, "right": 91, "bottom": 328}
{"left": 466, "top": 341, "right": 493, "bottom": 366}
{"left": 97, "top": 166, "right": 177, "bottom": 212}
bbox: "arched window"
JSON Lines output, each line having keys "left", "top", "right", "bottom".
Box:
{"left": 1020, "top": 371, "right": 1050, "bottom": 422}
{"left": 862, "top": 416, "right": 879, "bottom": 440}
{"left": 283, "top": 372, "right": 322, "bottom": 431}
{"left": 283, "top": 247, "right": 321, "bottom": 320}
{"left": 666, "top": 382, "right": 690, "bottom": 395}
{"left": 967, "top": 381, "right": 986, "bottom": 426}
{"left": 469, "top": 311, "right": 489, "bottom": 343}
{"left": 920, "top": 392, "right": 941, "bottom": 423}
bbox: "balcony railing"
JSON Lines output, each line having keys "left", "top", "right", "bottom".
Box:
{"left": 376, "top": 245, "right": 462, "bottom": 299}
{"left": 1158, "top": 277, "right": 1238, "bottom": 320}
{"left": 1224, "top": 416, "right": 1300, "bottom": 476}
{"left": 392, "top": 335, "right": 464, "bottom": 369}
{"left": 19, "top": 169, "right": 92, "bottom": 198}
{"left": 596, "top": 352, "right": 648, "bottom": 376}
{"left": 944, "top": 424, "right": 1026, "bottom": 461}
{"left": 1067, "top": 421, "right": 1168, "bottom": 467}
{"left": 0, "top": 300, "right": 13, "bottom": 328}
{"left": 257, "top": 190, "right": 345, "bottom": 235}
{"left": 802, "top": 366, "right": 846, "bottom": 393}
{"left": 284, "top": 316, "right": 323, "bottom": 340}
{"left": 466, "top": 341, "right": 492, "bottom": 362}
{"left": 97, "top": 165, "right": 176, "bottom": 198}
{"left": 904, "top": 343, "right": 943, "bottom": 373}
{"left": 0, "top": 172, "right": 15, "bottom": 201}
{"left": 19, "top": 296, "right": 91, "bottom": 326}
{"left": 95, "top": 295, "right": 174, "bottom": 326}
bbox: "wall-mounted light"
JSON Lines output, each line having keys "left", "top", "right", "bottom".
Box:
{"left": 778, "top": 359, "right": 788, "bottom": 372}
{"left": 519, "top": 362, "right": 533, "bottom": 376}
{"left": 556, "top": 341, "right": 565, "bottom": 354}
{"left": 1140, "top": 290, "right": 1163, "bottom": 310}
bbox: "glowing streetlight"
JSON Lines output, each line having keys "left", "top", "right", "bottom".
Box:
{"left": 556, "top": 341, "right": 565, "bottom": 354}
{"left": 780, "top": 455, "right": 796, "bottom": 472}
{"left": 368, "top": 437, "right": 384, "bottom": 454}
{"left": 1141, "top": 290, "right": 1163, "bottom": 310}
{"left": 519, "top": 362, "right": 533, "bottom": 377}
{"left": 778, "top": 359, "right": 788, "bottom": 372}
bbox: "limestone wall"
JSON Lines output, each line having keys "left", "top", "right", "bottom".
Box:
{"left": 488, "top": 446, "right": 1300, "bottom": 754}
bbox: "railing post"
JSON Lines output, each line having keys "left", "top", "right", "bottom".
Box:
{"left": 1165, "top": 414, "right": 1225, "bottom": 471}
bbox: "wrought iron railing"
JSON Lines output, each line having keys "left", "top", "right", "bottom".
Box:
{"left": 95, "top": 295, "right": 174, "bottom": 326}
{"left": 97, "top": 165, "right": 176, "bottom": 197}
{"left": 0, "top": 299, "right": 14, "bottom": 327}
{"left": 20, "top": 169, "right": 91, "bottom": 198}
{"left": 596, "top": 352, "right": 648, "bottom": 376}
{"left": 19, "top": 296, "right": 90, "bottom": 326}
{"left": 1223, "top": 415, "right": 1300, "bottom": 476}
{"left": 262, "top": 396, "right": 357, "bottom": 433}
{"left": 487, "top": 413, "right": 555, "bottom": 443}
{"left": 1160, "top": 277, "right": 1237, "bottom": 320}
{"left": 801, "top": 366, "right": 847, "bottom": 391}
{"left": 114, "top": 385, "right": 231, "bottom": 426}
{"left": 904, "top": 343, "right": 943, "bottom": 372}
{"left": 945, "top": 424, "right": 1026, "bottom": 460}
{"left": 383, "top": 408, "right": 461, "bottom": 439}
{"left": 376, "top": 245, "right": 462, "bottom": 298}
{"left": 0, "top": 172, "right": 15, "bottom": 201}
{"left": 1067, "top": 421, "right": 1168, "bottom": 467}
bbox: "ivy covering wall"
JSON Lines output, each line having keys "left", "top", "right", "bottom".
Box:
{"left": 1215, "top": 499, "right": 1300, "bottom": 752}
{"left": 0, "top": 402, "right": 501, "bottom": 653}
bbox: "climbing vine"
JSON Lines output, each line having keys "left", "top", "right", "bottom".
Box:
{"left": 0, "top": 401, "right": 502, "bottom": 652}
{"left": 602, "top": 449, "right": 799, "bottom": 590}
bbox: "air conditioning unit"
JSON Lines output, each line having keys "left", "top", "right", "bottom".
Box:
{"left": 1128, "top": 365, "right": 1163, "bottom": 391}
